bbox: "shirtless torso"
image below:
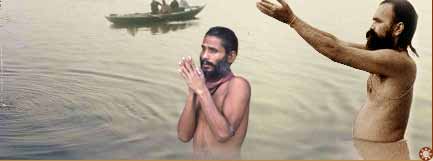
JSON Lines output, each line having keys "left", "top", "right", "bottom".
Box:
{"left": 178, "top": 72, "right": 251, "bottom": 159}
{"left": 192, "top": 77, "right": 249, "bottom": 159}
{"left": 354, "top": 57, "right": 416, "bottom": 142}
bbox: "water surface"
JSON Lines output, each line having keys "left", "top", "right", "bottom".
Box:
{"left": 0, "top": 0, "right": 431, "bottom": 159}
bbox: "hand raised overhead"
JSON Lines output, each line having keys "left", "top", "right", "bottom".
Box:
{"left": 256, "top": 0, "right": 296, "bottom": 25}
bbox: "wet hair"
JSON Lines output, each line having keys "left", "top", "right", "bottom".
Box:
{"left": 205, "top": 26, "right": 238, "bottom": 55}
{"left": 380, "top": 0, "right": 418, "bottom": 56}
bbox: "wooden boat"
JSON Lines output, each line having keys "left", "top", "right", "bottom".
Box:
{"left": 106, "top": 5, "right": 205, "bottom": 24}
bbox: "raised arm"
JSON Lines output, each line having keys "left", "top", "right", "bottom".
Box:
{"left": 290, "top": 17, "right": 411, "bottom": 76}
{"left": 343, "top": 42, "right": 366, "bottom": 50}
{"left": 256, "top": 0, "right": 412, "bottom": 76}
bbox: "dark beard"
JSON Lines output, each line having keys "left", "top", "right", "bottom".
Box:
{"left": 366, "top": 29, "right": 395, "bottom": 50}
{"left": 200, "top": 56, "right": 231, "bottom": 80}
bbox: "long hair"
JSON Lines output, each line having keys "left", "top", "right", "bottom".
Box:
{"left": 380, "top": 0, "right": 419, "bottom": 56}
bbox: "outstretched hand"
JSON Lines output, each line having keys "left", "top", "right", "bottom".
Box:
{"left": 256, "top": 0, "right": 295, "bottom": 25}
{"left": 178, "top": 56, "right": 206, "bottom": 95}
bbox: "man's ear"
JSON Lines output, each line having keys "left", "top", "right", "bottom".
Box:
{"left": 393, "top": 22, "right": 404, "bottom": 37}
{"left": 227, "top": 51, "right": 237, "bottom": 64}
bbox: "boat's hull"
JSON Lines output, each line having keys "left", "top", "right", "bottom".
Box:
{"left": 106, "top": 5, "right": 204, "bottom": 24}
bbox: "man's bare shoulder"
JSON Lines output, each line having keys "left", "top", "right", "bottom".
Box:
{"left": 395, "top": 50, "right": 417, "bottom": 74}
{"left": 378, "top": 49, "right": 415, "bottom": 62}
{"left": 223, "top": 76, "right": 251, "bottom": 113}
{"left": 376, "top": 49, "right": 417, "bottom": 74}
{"left": 230, "top": 76, "right": 251, "bottom": 91}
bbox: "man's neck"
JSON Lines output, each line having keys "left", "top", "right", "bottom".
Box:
{"left": 205, "top": 72, "right": 234, "bottom": 91}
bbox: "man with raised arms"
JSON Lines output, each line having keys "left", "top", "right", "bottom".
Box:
{"left": 257, "top": 0, "right": 418, "bottom": 158}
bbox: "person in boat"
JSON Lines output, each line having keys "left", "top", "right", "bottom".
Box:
{"left": 170, "top": 0, "right": 181, "bottom": 12}
{"left": 160, "top": 0, "right": 170, "bottom": 14}
{"left": 179, "top": 0, "right": 190, "bottom": 9}
{"left": 257, "top": 0, "right": 418, "bottom": 158}
{"left": 150, "top": 0, "right": 162, "bottom": 14}
{"left": 177, "top": 26, "right": 251, "bottom": 159}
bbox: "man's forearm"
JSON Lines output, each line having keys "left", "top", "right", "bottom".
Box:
{"left": 290, "top": 16, "right": 343, "bottom": 60}
{"left": 196, "top": 90, "right": 233, "bottom": 142}
{"left": 177, "top": 92, "right": 197, "bottom": 142}
{"left": 344, "top": 42, "right": 366, "bottom": 50}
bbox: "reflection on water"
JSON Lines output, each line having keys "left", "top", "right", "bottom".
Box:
{"left": 0, "top": 4, "right": 8, "bottom": 28}
{"left": 109, "top": 20, "right": 199, "bottom": 36}
{"left": 353, "top": 139, "right": 410, "bottom": 160}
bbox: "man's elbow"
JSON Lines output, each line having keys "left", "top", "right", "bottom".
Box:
{"left": 215, "top": 129, "right": 235, "bottom": 143}
{"left": 215, "top": 133, "right": 231, "bottom": 143}
{"left": 325, "top": 41, "right": 345, "bottom": 63}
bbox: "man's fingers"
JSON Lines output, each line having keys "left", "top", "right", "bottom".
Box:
{"left": 178, "top": 58, "right": 189, "bottom": 77}
{"left": 196, "top": 67, "right": 205, "bottom": 79}
{"left": 180, "top": 64, "right": 193, "bottom": 79}
{"left": 195, "top": 67, "right": 201, "bottom": 76}
{"left": 187, "top": 56, "right": 195, "bottom": 71}
{"left": 184, "top": 57, "right": 192, "bottom": 70}
{"left": 258, "top": 1, "right": 275, "bottom": 11}
{"left": 276, "top": 0, "right": 289, "bottom": 8}
{"left": 180, "top": 57, "right": 192, "bottom": 72}
{"left": 182, "top": 57, "right": 193, "bottom": 74}
{"left": 178, "top": 68, "right": 187, "bottom": 79}
{"left": 261, "top": 0, "right": 274, "bottom": 5}
{"left": 178, "top": 59, "right": 185, "bottom": 68}
{"left": 190, "top": 57, "right": 196, "bottom": 69}
{"left": 257, "top": 3, "right": 273, "bottom": 15}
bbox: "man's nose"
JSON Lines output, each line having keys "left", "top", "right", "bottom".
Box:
{"left": 202, "top": 51, "right": 210, "bottom": 59}
{"left": 370, "top": 23, "right": 376, "bottom": 31}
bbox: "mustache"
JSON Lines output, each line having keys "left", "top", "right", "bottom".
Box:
{"left": 200, "top": 59, "right": 216, "bottom": 68}
{"left": 365, "top": 28, "right": 394, "bottom": 50}
{"left": 199, "top": 57, "right": 231, "bottom": 80}
{"left": 366, "top": 29, "right": 376, "bottom": 39}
